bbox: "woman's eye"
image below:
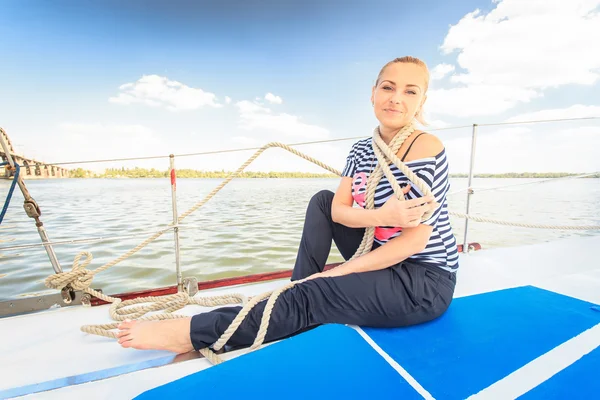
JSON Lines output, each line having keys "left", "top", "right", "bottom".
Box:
{"left": 383, "top": 86, "right": 393, "bottom": 90}
{"left": 407, "top": 90, "right": 416, "bottom": 95}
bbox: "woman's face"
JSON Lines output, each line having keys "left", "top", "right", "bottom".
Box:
{"left": 371, "top": 62, "right": 427, "bottom": 133}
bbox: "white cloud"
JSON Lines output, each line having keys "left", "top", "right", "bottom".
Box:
{"left": 427, "top": 84, "right": 540, "bottom": 117}
{"left": 442, "top": 118, "right": 600, "bottom": 174}
{"left": 505, "top": 104, "right": 600, "bottom": 123}
{"left": 164, "top": 136, "right": 349, "bottom": 175}
{"left": 51, "top": 123, "right": 166, "bottom": 171}
{"left": 225, "top": 96, "right": 232, "bottom": 104}
{"left": 235, "top": 100, "right": 329, "bottom": 140}
{"left": 59, "top": 123, "right": 155, "bottom": 138}
{"left": 109, "top": 75, "right": 222, "bottom": 111}
{"left": 428, "top": 0, "right": 600, "bottom": 118}
{"left": 431, "top": 63, "right": 455, "bottom": 80}
{"left": 230, "top": 136, "right": 260, "bottom": 146}
{"left": 265, "top": 92, "right": 283, "bottom": 104}
{"left": 422, "top": 117, "right": 452, "bottom": 129}
{"left": 237, "top": 100, "right": 271, "bottom": 115}
{"left": 236, "top": 142, "right": 350, "bottom": 175}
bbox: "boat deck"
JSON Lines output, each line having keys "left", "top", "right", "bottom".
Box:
{"left": 1, "top": 235, "right": 599, "bottom": 399}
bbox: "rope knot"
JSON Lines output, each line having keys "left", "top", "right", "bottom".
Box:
{"left": 44, "top": 251, "right": 95, "bottom": 291}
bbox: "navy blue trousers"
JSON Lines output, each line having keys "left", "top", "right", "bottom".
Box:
{"left": 190, "top": 190, "right": 455, "bottom": 351}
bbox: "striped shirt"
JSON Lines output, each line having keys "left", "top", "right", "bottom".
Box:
{"left": 342, "top": 137, "right": 459, "bottom": 271}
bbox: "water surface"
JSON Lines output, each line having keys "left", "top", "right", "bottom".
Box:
{"left": 1, "top": 178, "right": 598, "bottom": 299}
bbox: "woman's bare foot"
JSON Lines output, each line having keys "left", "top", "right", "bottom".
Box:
{"left": 117, "top": 318, "right": 194, "bottom": 354}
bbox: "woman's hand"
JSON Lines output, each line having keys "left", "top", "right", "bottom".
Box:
{"left": 305, "top": 268, "right": 344, "bottom": 281}
{"left": 376, "top": 185, "right": 436, "bottom": 228}
{"left": 305, "top": 272, "right": 325, "bottom": 281}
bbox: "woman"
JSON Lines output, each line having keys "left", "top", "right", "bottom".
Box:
{"left": 116, "top": 56, "right": 459, "bottom": 353}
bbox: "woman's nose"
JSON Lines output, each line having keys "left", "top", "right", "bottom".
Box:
{"left": 390, "top": 93, "right": 403, "bottom": 104}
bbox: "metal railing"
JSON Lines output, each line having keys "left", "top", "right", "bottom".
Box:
{"left": 1, "top": 115, "right": 599, "bottom": 293}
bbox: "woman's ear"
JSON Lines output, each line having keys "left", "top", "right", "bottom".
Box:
{"left": 370, "top": 85, "right": 375, "bottom": 105}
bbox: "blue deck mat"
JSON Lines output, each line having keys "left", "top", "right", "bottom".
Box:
{"left": 363, "top": 285, "right": 600, "bottom": 400}
{"left": 518, "top": 346, "right": 600, "bottom": 399}
{"left": 135, "top": 324, "right": 421, "bottom": 399}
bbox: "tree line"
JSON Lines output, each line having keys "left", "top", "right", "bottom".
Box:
{"left": 67, "top": 167, "right": 600, "bottom": 179}
{"left": 69, "top": 167, "right": 339, "bottom": 179}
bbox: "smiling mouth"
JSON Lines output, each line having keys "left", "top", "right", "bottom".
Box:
{"left": 384, "top": 109, "right": 402, "bottom": 113}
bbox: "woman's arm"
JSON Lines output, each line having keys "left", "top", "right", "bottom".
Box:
{"left": 331, "top": 178, "right": 435, "bottom": 228}
{"left": 316, "top": 224, "right": 432, "bottom": 278}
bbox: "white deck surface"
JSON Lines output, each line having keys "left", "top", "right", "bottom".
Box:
{"left": 1, "top": 235, "right": 599, "bottom": 399}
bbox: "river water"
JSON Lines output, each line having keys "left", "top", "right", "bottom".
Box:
{"left": 1, "top": 177, "right": 598, "bottom": 299}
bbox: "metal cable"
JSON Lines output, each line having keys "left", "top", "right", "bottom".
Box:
{"left": 445, "top": 171, "right": 599, "bottom": 196}
{"left": 27, "top": 116, "right": 600, "bottom": 167}
{"left": 471, "top": 172, "right": 600, "bottom": 192}
{"left": 477, "top": 116, "right": 600, "bottom": 127}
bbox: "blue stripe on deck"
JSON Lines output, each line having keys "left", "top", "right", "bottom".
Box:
{"left": 362, "top": 285, "right": 600, "bottom": 400}
{"left": 135, "top": 324, "right": 420, "bottom": 399}
{"left": 518, "top": 345, "right": 600, "bottom": 399}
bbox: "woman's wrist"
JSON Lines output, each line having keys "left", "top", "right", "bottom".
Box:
{"left": 332, "top": 203, "right": 384, "bottom": 228}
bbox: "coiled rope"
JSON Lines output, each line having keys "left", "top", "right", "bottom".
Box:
{"left": 44, "top": 121, "right": 600, "bottom": 364}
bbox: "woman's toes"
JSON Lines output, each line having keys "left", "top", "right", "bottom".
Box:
{"left": 118, "top": 320, "right": 136, "bottom": 330}
{"left": 116, "top": 330, "right": 130, "bottom": 338}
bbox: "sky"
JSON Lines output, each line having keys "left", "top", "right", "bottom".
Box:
{"left": 0, "top": 0, "right": 599, "bottom": 174}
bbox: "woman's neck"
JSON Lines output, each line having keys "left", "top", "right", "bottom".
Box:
{"left": 379, "top": 125, "right": 403, "bottom": 145}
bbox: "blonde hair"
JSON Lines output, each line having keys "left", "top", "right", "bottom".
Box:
{"left": 375, "top": 56, "right": 429, "bottom": 125}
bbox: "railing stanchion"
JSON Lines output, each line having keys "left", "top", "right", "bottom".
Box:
{"left": 463, "top": 124, "right": 478, "bottom": 253}
{"left": 169, "top": 154, "right": 183, "bottom": 292}
{"left": 0, "top": 128, "right": 63, "bottom": 274}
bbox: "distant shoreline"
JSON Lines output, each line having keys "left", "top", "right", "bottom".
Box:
{"left": 3, "top": 167, "right": 598, "bottom": 180}
{"left": 59, "top": 168, "right": 600, "bottom": 179}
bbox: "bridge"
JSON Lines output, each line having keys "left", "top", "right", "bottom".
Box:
{"left": 1, "top": 127, "right": 70, "bottom": 179}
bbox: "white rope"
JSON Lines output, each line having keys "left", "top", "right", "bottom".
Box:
{"left": 449, "top": 212, "right": 600, "bottom": 230}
